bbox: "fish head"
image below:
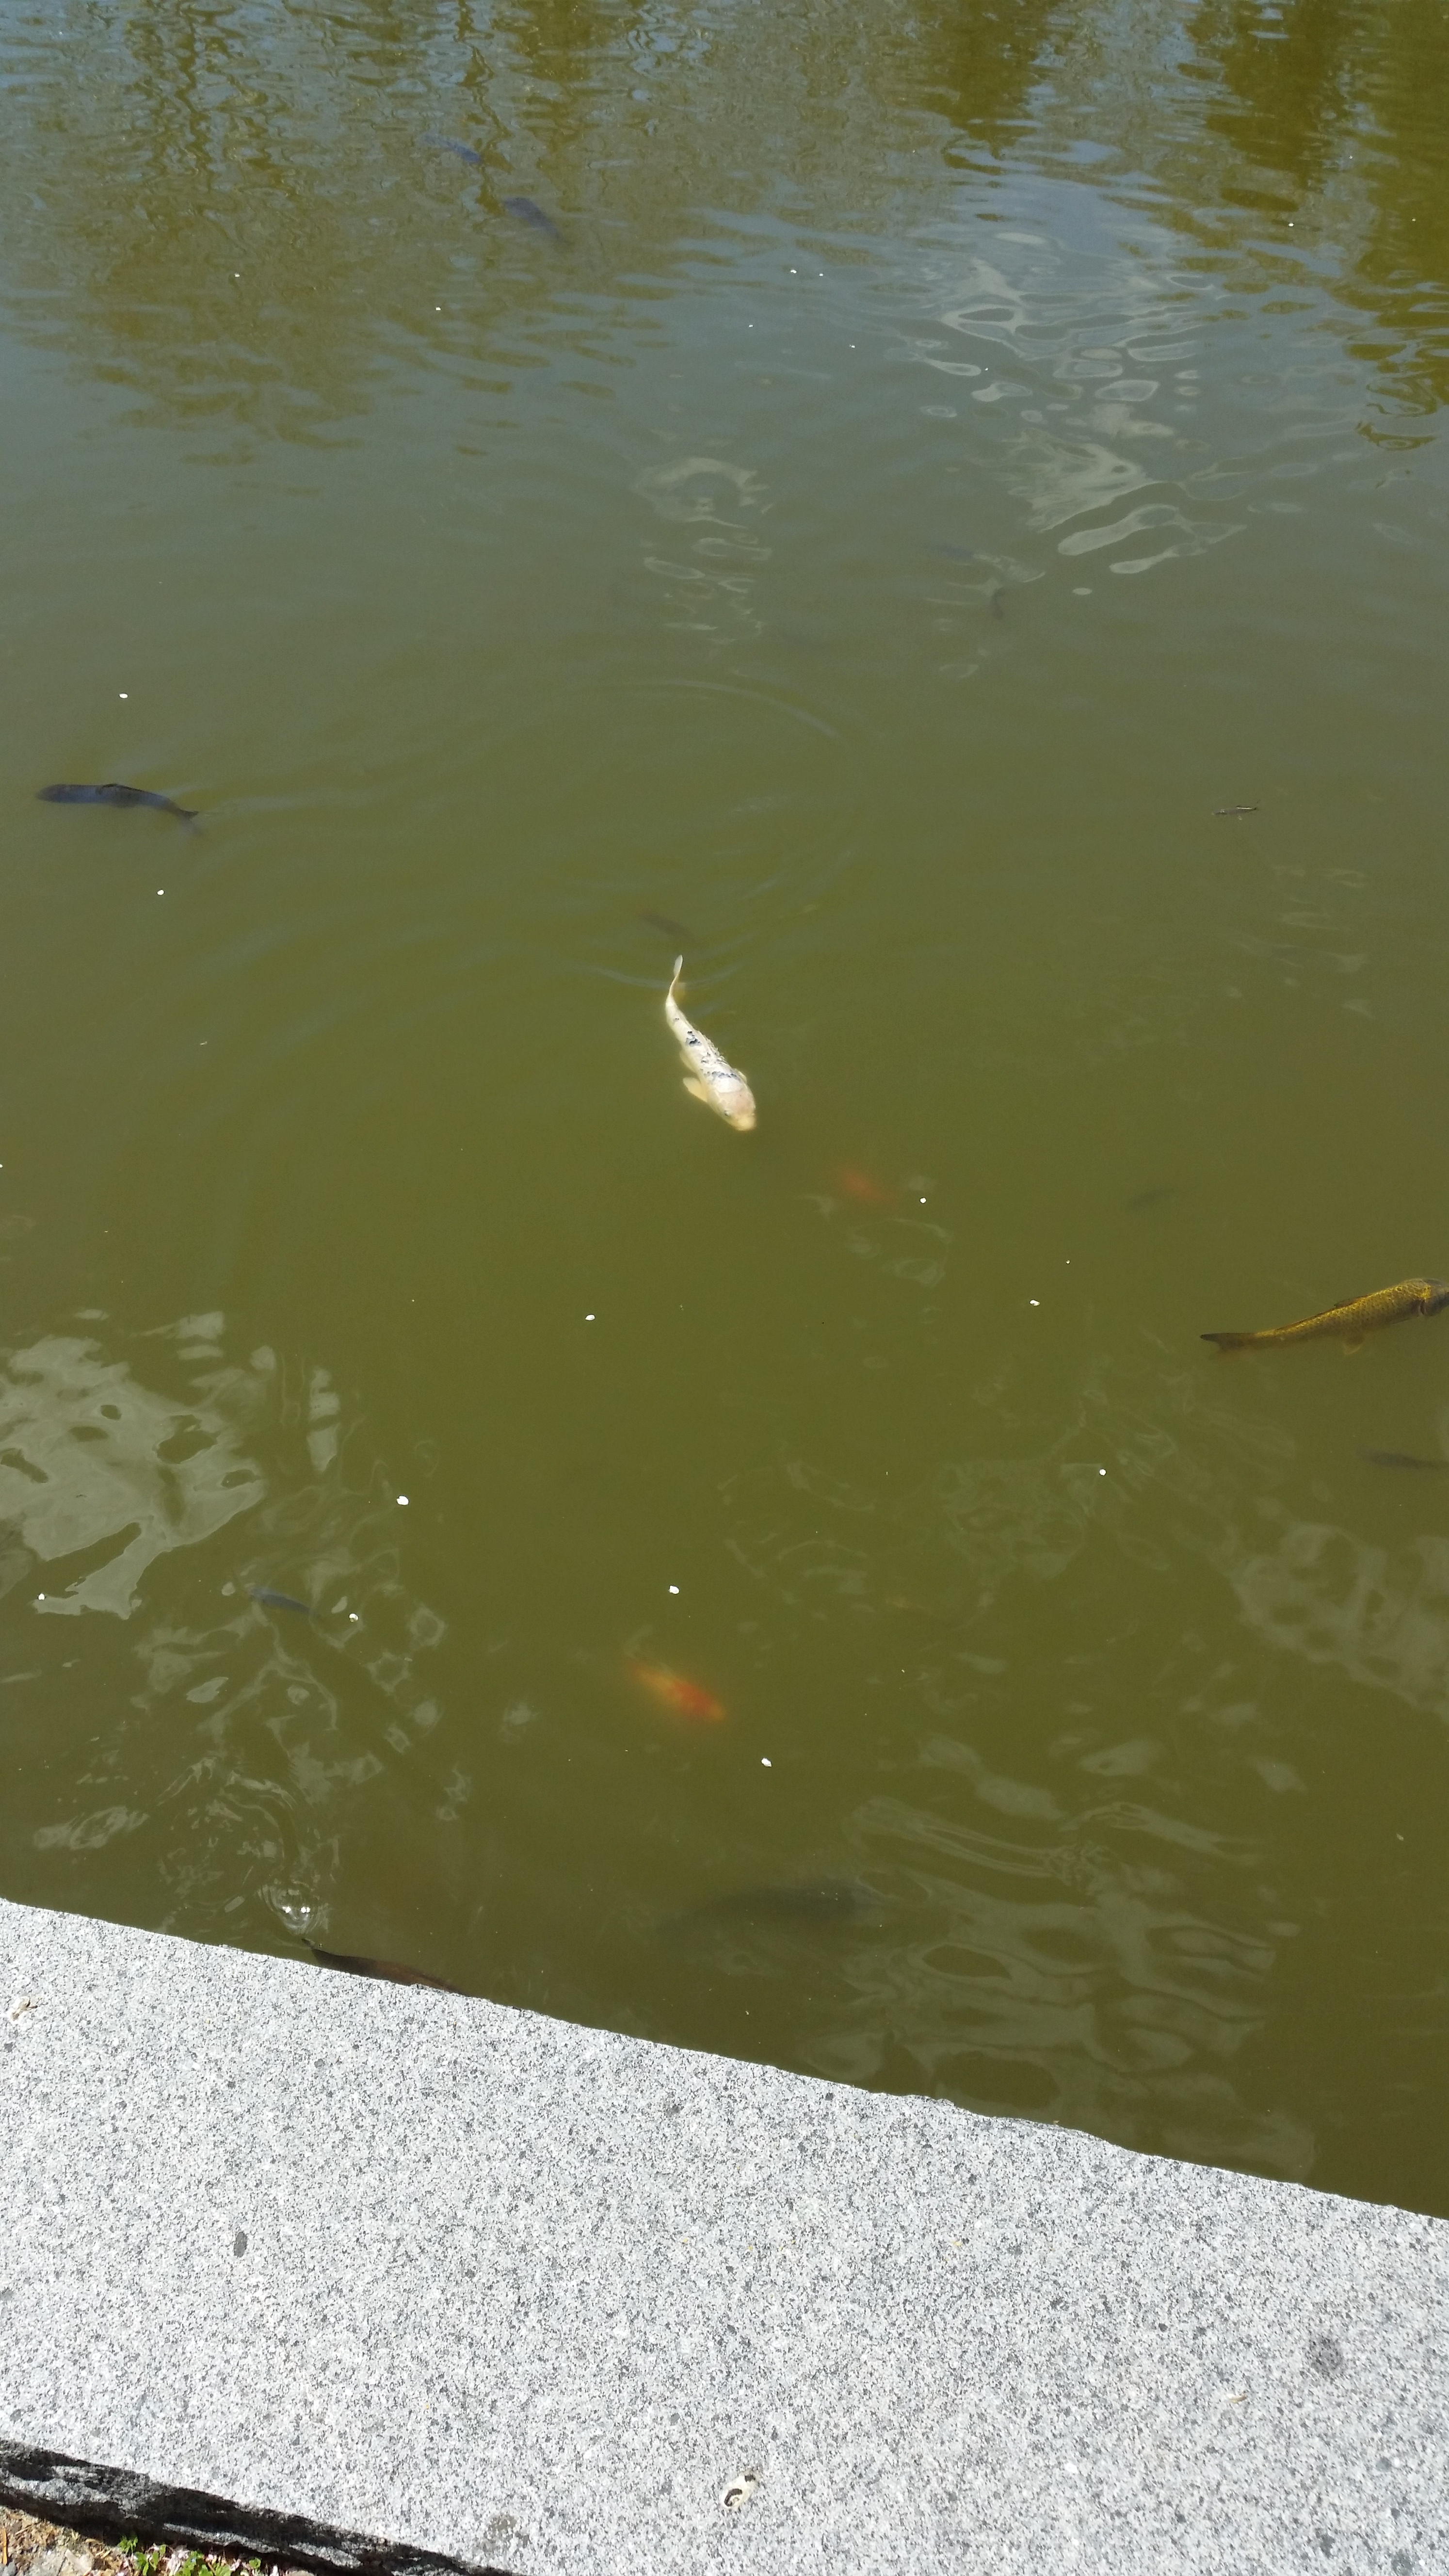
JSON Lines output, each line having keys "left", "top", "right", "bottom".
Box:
{"left": 1426, "top": 1280, "right": 1449, "bottom": 1315}
{"left": 718, "top": 1077, "right": 757, "bottom": 1132}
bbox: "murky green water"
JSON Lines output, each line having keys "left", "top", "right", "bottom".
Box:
{"left": 1, "top": 0, "right": 1447, "bottom": 2212}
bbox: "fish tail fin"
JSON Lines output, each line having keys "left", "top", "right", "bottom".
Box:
{"left": 1202, "top": 1331, "right": 1251, "bottom": 1354}
{"left": 1342, "top": 1336, "right": 1364, "bottom": 1355}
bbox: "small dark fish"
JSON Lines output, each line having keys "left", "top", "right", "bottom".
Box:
{"left": 503, "top": 195, "right": 563, "bottom": 240}
{"left": 989, "top": 588, "right": 1006, "bottom": 621}
{"left": 423, "top": 131, "right": 484, "bottom": 166}
{"left": 1214, "top": 805, "right": 1258, "bottom": 817}
{"left": 930, "top": 543, "right": 978, "bottom": 562}
{"left": 1359, "top": 1449, "right": 1449, "bottom": 1472}
{"left": 639, "top": 908, "right": 695, "bottom": 944}
{"left": 39, "top": 781, "right": 197, "bottom": 823}
{"left": 248, "top": 1585, "right": 315, "bottom": 1617}
{"left": 670, "top": 1877, "right": 885, "bottom": 1932}
{"left": 305, "top": 1939, "right": 461, "bottom": 1992}
{"left": 1126, "top": 1184, "right": 1177, "bottom": 1213}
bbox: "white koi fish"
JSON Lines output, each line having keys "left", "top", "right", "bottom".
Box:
{"left": 664, "top": 957, "right": 757, "bottom": 1132}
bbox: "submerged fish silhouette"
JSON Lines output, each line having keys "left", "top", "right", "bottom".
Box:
{"left": 502, "top": 194, "right": 563, "bottom": 240}
{"left": 640, "top": 908, "right": 695, "bottom": 944}
{"left": 1204, "top": 1277, "right": 1449, "bottom": 1356}
{"left": 832, "top": 1163, "right": 899, "bottom": 1210}
{"left": 423, "top": 131, "right": 484, "bottom": 166}
{"left": 248, "top": 1585, "right": 314, "bottom": 1616}
{"left": 38, "top": 781, "right": 197, "bottom": 823}
{"left": 304, "top": 1939, "right": 461, "bottom": 1992}
{"left": 629, "top": 1658, "right": 726, "bottom": 1723}
{"left": 677, "top": 1878, "right": 885, "bottom": 1926}
{"left": 1359, "top": 1449, "right": 1449, "bottom": 1472}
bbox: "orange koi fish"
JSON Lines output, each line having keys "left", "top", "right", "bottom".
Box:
{"left": 832, "top": 1163, "right": 899, "bottom": 1209}
{"left": 628, "top": 1659, "right": 726, "bottom": 1723}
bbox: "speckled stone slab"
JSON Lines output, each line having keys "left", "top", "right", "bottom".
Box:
{"left": 1, "top": 1896, "right": 1445, "bottom": 2575}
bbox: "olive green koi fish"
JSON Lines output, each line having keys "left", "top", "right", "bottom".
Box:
{"left": 1203, "top": 1276, "right": 1449, "bottom": 1356}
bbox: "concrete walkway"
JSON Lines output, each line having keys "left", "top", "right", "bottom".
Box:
{"left": 2, "top": 1896, "right": 1445, "bottom": 2575}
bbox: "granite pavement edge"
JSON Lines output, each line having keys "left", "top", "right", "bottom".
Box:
{"left": 2, "top": 1896, "right": 1446, "bottom": 2576}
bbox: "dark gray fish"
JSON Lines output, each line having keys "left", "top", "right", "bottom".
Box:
{"left": 989, "top": 588, "right": 1006, "bottom": 621}
{"left": 39, "top": 781, "right": 197, "bottom": 823}
{"left": 305, "top": 1939, "right": 461, "bottom": 1992}
{"left": 930, "top": 543, "right": 978, "bottom": 562}
{"left": 1358, "top": 1449, "right": 1449, "bottom": 1472}
{"left": 1125, "top": 1184, "right": 1177, "bottom": 1212}
{"left": 640, "top": 908, "right": 695, "bottom": 944}
{"left": 503, "top": 195, "right": 563, "bottom": 240}
{"left": 248, "top": 1584, "right": 315, "bottom": 1616}
{"left": 668, "top": 1877, "right": 885, "bottom": 1933}
{"left": 423, "top": 131, "right": 484, "bottom": 166}
{"left": 1214, "top": 804, "right": 1259, "bottom": 817}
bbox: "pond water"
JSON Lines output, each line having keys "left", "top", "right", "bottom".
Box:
{"left": 1, "top": 0, "right": 1446, "bottom": 2215}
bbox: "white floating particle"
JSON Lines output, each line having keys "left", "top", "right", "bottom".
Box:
{"left": 761, "top": 1757, "right": 771, "bottom": 1767}
{"left": 585, "top": 1313, "right": 596, "bottom": 1321}
{"left": 36, "top": 1593, "right": 45, "bottom": 1602}
{"left": 119, "top": 692, "right": 128, "bottom": 699}
{"left": 157, "top": 888, "right": 164, "bottom": 896}
{"left": 1098, "top": 1468, "right": 1106, "bottom": 1476}
{"left": 350, "top": 1612, "right": 360, "bottom": 1623}
{"left": 397, "top": 1495, "right": 409, "bottom": 1506}
{"left": 668, "top": 1584, "right": 679, "bottom": 1594}
{"left": 1029, "top": 1299, "right": 1039, "bottom": 1307}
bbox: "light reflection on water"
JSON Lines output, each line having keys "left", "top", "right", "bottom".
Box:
{"left": 0, "top": 0, "right": 1447, "bottom": 2213}
{"left": 0, "top": 1315, "right": 456, "bottom": 1954}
